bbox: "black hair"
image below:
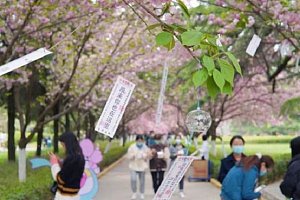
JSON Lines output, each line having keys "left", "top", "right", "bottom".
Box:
{"left": 59, "top": 132, "right": 83, "bottom": 157}
{"left": 230, "top": 135, "right": 245, "bottom": 147}
{"left": 291, "top": 136, "right": 300, "bottom": 157}
{"left": 136, "top": 135, "right": 144, "bottom": 141}
{"left": 202, "top": 134, "right": 208, "bottom": 141}
{"left": 154, "top": 134, "right": 162, "bottom": 140}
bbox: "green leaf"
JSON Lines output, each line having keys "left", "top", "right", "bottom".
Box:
{"left": 223, "top": 82, "right": 233, "bottom": 95}
{"left": 177, "top": 0, "right": 190, "bottom": 18}
{"left": 207, "top": 76, "right": 219, "bottom": 99}
{"left": 207, "top": 37, "right": 217, "bottom": 47}
{"left": 236, "top": 13, "right": 248, "bottom": 28}
{"left": 236, "top": 20, "right": 246, "bottom": 28}
{"left": 218, "top": 59, "right": 234, "bottom": 86}
{"left": 213, "top": 69, "right": 225, "bottom": 90}
{"left": 159, "top": 2, "right": 171, "bottom": 17}
{"left": 202, "top": 55, "right": 215, "bottom": 73}
{"left": 146, "top": 23, "right": 161, "bottom": 31}
{"left": 225, "top": 52, "right": 242, "bottom": 75}
{"left": 192, "top": 68, "right": 208, "bottom": 87}
{"left": 156, "top": 32, "right": 173, "bottom": 46}
{"left": 181, "top": 30, "right": 202, "bottom": 46}
{"left": 164, "top": 37, "right": 175, "bottom": 50}
{"left": 169, "top": 24, "right": 187, "bottom": 34}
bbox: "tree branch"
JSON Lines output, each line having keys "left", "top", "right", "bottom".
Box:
{"left": 268, "top": 56, "right": 292, "bottom": 81}
{"left": 13, "top": 86, "right": 25, "bottom": 138}
{"left": 0, "top": 2, "right": 35, "bottom": 64}
{"left": 35, "top": 23, "right": 130, "bottom": 128}
{"left": 129, "top": 0, "right": 199, "bottom": 62}
{"left": 37, "top": 28, "right": 92, "bottom": 123}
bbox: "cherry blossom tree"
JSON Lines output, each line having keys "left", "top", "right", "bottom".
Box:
{"left": 0, "top": 0, "right": 128, "bottom": 181}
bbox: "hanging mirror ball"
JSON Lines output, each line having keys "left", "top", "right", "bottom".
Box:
{"left": 185, "top": 108, "right": 212, "bottom": 134}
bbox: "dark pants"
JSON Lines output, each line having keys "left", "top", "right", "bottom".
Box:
{"left": 151, "top": 171, "right": 165, "bottom": 193}
{"left": 179, "top": 176, "right": 184, "bottom": 190}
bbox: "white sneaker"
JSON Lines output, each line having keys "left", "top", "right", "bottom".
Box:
{"left": 131, "top": 193, "right": 137, "bottom": 199}
{"left": 140, "top": 194, "right": 145, "bottom": 199}
{"left": 179, "top": 192, "right": 185, "bottom": 198}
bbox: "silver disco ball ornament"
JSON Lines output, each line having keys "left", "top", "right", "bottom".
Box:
{"left": 185, "top": 107, "right": 212, "bottom": 133}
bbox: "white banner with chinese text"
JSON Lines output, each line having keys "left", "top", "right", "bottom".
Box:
{"left": 95, "top": 76, "right": 135, "bottom": 138}
{"left": 155, "top": 63, "right": 168, "bottom": 125}
{"left": 154, "top": 156, "right": 194, "bottom": 200}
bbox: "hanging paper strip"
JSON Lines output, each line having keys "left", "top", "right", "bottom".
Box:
{"left": 95, "top": 76, "right": 135, "bottom": 138}
{"left": 295, "top": 56, "right": 300, "bottom": 69}
{"left": 246, "top": 34, "right": 261, "bottom": 56}
{"left": 155, "top": 63, "right": 168, "bottom": 126}
{"left": 154, "top": 156, "right": 194, "bottom": 200}
{"left": 0, "top": 48, "right": 52, "bottom": 76}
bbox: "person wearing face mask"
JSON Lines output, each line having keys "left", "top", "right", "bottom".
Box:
{"left": 280, "top": 136, "right": 300, "bottom": 199}
{"left": 127, "top": 135, "right": 151, "bottom": 200}
{"left": 169, "top": 135, "right": 188, "bottom": 198}
{"left": 149, "top": 134, "right": 170, "bottom": 194}
{"left": 218, "top": 135, "right": 246, "bottom": 183}
{"left": 221, "top": 154, "right": 274, "bottom": 200}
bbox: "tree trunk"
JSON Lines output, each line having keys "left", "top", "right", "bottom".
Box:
{"left": 53, "top": 102, "right": 60, "bottom": 153}
{"left": 18, "top": 148, "right": 26, "bottom": 182}
{"left": 18, "top": 130, "right": 28, "bottom": 182}
{"left": 104, "top": 138, "right": 112, "bottom": 154}
{"left": 84, "top": 114, "right": 89, "bottom": 137}
{"left": 76, "top": 111, "right": 81, "bottom": 138}
{"left": 7, "top": 87, "right": 16, "bottom": 161}
{"left": 65, "top": 113, "right": 70, "bottom": 132}
{"left": 119, "top": 136, "right": 123, "bottom": 146}
{"left": 207, "top": 120, "right": 218, "bottom": 156}
{"left": 35, "top": 126, "right": 44, "bottom": 156}
{"left": 122, "top": 133, "right": 127, "bottom": 147}
{"left": 221, "top": 139, "right": 227, "bottom": 158}
{"left": 88, "top": 112, "right": 96, "bottom": 142}
{"left": 36, "top": 108, "right": 45, "bottom": 156}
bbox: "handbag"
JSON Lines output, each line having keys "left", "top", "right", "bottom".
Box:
{"left": 50, "top": 181, "right": 58, "bottom": 195}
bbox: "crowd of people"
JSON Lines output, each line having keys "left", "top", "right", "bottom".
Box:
{"left": 47, "top": 131, "right": 300, "bottom": 200}
{"left": 126, "top": 132, "right": 277, "bottom": 200}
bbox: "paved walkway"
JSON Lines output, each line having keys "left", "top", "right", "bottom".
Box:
{"left": 262, "top": 180, "right": 286, "bottom": 200}
{"left": 96, "top": 158, "right": 220, "bottom": 200}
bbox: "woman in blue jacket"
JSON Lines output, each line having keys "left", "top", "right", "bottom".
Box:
{"left": 221, "top": 154, "right": 274, "bottom": 200}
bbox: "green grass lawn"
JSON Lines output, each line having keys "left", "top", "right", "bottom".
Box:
{"left": 218, "top": 135, "right": 294, "bottom": 144}
{"left": 215, "top": 143, "right": 291, "bottom": 156}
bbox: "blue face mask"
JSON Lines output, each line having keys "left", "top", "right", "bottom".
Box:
{"left": 232, "top": 145, "right": 244, "bottom": 154}
{"left": 136, "top": 142, "right": 143, "bottom": 149}
{"left": 175, "top": 139, "right": 181, "bottom": 144}
{"left": 260, "top": 170, "right": 267, "bottom": 177}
